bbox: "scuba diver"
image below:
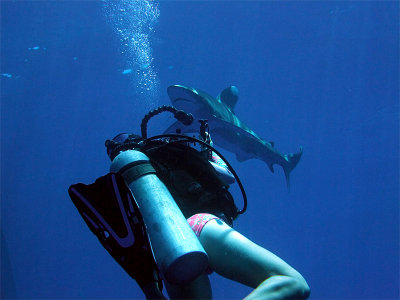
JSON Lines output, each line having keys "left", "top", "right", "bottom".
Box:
{"left": 69, "top": 99, "right": 310, "bottom": 299}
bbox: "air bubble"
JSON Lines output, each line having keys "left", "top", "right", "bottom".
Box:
{"left": 103, "top": 0, "right": 160, "bottom": 107}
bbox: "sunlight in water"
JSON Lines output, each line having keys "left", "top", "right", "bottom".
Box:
{"left": 103, "top": 0, "right": 160, "bottom": 107}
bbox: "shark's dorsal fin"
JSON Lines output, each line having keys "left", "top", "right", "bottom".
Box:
{"left": 217, "top": 86, "right": 239, "bottom": 112}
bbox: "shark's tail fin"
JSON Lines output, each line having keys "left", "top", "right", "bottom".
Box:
{"left": 282, "top": 147, "right": 303, "bottom": 190}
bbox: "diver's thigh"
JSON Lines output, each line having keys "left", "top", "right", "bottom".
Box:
{"left": 199, "top": 219, "right": 304, "bottom": 288}
{"left": 164, "top": 273, "right": 212, "bottom": 300}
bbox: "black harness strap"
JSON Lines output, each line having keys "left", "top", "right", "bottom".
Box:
{"left": 120, "top": 162, "right": 157, "bottom": 185}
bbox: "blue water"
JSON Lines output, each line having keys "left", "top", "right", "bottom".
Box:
{"left": 1, "top": 1, "right": 398, "bottom": 299}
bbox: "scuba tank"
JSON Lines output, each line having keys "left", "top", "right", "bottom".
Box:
{"left": 109, "top": 149, "right": 208, "bottom": 284}
{"left": 69, "top": 105, "right": 247, "bottom": 294}
{"left": 104, "top": 106, "right": 246, "bottom": 284}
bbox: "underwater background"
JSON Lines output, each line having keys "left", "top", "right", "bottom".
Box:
{"left": 1, "top": 1, "right": 398, "bottom": 299}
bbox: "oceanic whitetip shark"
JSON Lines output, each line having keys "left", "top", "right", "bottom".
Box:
{"left": 164, "top": 85, "right": 303, "bottom": 187}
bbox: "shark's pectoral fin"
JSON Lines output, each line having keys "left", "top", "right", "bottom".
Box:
{"left": 164, "top": 120, "right": 197, "bottom": 134}
{"left": 268, "top": 163, "right": 275, "bottom": 173}
{"left": 282, "top": 146, "right": 303, "bottom": 190}
{"left": 236, "top": 153, "right": 249, "bottom": 162}
{"left": 164, "top": 121, "right": 183, "bottom": 134}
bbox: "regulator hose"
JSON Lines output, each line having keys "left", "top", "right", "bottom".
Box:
{"left": 141, "top": 105, "right": 194, "bottom": 139}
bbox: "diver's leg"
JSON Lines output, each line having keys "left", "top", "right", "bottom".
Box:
{"left": 199, "top": 219, "right": 310, "bottom": 300}
{"left": 164, "top": 273, "right": 212, "bottom": 300}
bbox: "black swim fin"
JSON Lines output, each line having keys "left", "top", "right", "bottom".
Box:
{"left": 68, "top": 173, "right": 162, "bottom": 291}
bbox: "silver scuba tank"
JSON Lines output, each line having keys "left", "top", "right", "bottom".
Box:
{"left": 110, "top": 149, "right": 208, "bottom": 284}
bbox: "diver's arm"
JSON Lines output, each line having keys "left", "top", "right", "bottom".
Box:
{"left": 209, "top": 152, "right": 236, "bottom": 184}
{"left": 244, "top": 275, "right": 310, "bottom": 300}
{"left": 199, "top": 131, "right": 235, "bottom": 185}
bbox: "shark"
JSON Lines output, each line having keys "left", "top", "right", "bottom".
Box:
{"left": 164, "top": 85, "right": 303, "bottom": 187}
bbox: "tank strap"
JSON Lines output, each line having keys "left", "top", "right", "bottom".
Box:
{"left": 119, "top": 161, "right": 157, "bottom": 185}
